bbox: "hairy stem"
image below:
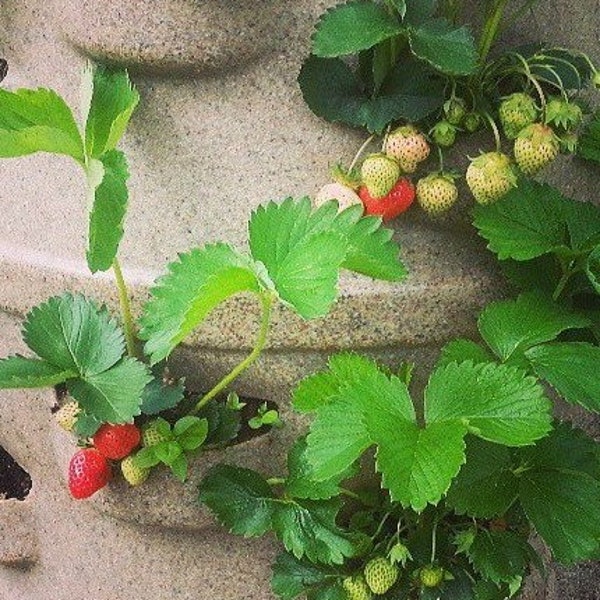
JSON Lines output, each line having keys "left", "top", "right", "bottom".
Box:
{"left": 349, "top": 134, "right": 376, "bottom": 173}
{"left": 191, "top": 291, "right": 276, "bottom": 414}
{"left": 112, "top": 258, "right": 138, "bottom": 358}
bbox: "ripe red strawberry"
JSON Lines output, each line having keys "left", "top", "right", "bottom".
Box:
{"left": 384, "top": 125, "right": 430, "bottom": 173}
{"left": 466, "top": 152, "right": 517, "bottom": 205}
{"left": 514, "top": 123, "right": 560, "bottom": 175}
{"left": 360, "top": 153, "right": 400, "bottom": 199}
{"left": 416, "top": 173, "right": 458, "bottom": 216}
{"left": 68, "top": 448, "right": 111, "bottom": 499}
{"left": 359, "top": 177, "right": 415, "bottom": 221}
{"left": 498, "top": 93, "right": 538, "bottom": 139}
{"left": 92, "top": 423, "right": 141, "bottom": 460}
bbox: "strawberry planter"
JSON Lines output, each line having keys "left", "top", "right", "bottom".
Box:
{"left": 1, "top": 1, "right": 600, "bottom": 600}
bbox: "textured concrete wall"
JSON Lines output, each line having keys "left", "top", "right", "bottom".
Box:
{"left": 0, "top": 1, "right": 598, "bottom": 598}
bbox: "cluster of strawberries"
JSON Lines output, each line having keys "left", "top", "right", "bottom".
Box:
{"left": 55, "top": 402, "right": 161, "bottom": 499}
{"left": 315, "top": 91, "right": 579, "bottom": 221}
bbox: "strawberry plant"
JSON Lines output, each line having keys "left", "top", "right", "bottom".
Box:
{"left": 305, "top": 0, "right": 599, "bottom": 217}
{"left": 0, "top": 65, "right": 406, "bottom": 496}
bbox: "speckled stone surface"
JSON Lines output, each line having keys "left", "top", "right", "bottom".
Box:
{"left": 0, "top": 1, "right": 599, "bottom": 598}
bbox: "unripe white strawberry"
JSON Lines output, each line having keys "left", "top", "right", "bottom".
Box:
{"left": 314, "top": 183, "right": 363, "bottom": 212}
{"left": 416, "top": 173, "right": 458, "bottom": 216}
{"left": 514, "top": 123, "right": 560, "bottom": 175}
{"left": 498, "top": 93, "right": 538, "bottom": 139}
{"left": 466, "top": 152, "right": 517, "bottom": 205}
{"left": 384, "top": 125, "right": 430, "bottom": 172}
{"left": 360, "top": 153, "right": 400, "bottom": 199}
{"left": 142, "top": 420, "right": 169, "bottom": 448}
{"left": 54, "top": 401, "right": 81, "bottom": 432}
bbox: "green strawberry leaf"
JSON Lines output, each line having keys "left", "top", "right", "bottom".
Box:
{"left": 139, "top": 243, "right": 262, "bottom": 364}
{"left": 525, "top": 47, "right": 594, "bottom": 91}
{"left": 446, "top": 437, "right": 519, "bottom": 519}
{"left": 578, "top": 111, "right": 600, "bottom": 164}
{"left": 133, "top": 447, "right": 161, "bottom": 469}
{"left": 517, "top": 424, "right": 600, "bottom": 564}
{"left": 285, "top": 437, "right": 357, "bottom": 500}
{"left": 83, "top": 64, "right": 139, "bottom": 159}
{"left": 248, "top": 199, "right": 347, "bottom": 318}
{"left": 467, "top": 531, "right": 536, "bottom": 584}
{"left": 0, "top": 87, "right": 84, "bottom": 161}
{"left": 403, "top": 0, "right": 438, "bottom": 25}
{"left": 199, "top": 464, "right": 276, "bottom": 536}
{"left": 23, "top": 293, "right": 125, "bottom": 376}
{"left": 140, "top": 372, "right": 185, "bottom": 415}
{"left": 525, "top": 342, "right": 600, "bottom": 412}
{"left": 311, "top": 0, "right": 403, "bottom": 57}
{"left": 408, "top": 19, "right": 478, "bottom": 75}
{"left": 565, "top": 203, "right": 600, "bottom": 253}
{"left": 298, "top": 55, "right": 445, "bottom": 133}
{"left": 425, "top": 361, "right": 552, "bottom": 446}
{"left": 437, "top": 339, "right": 495, "bottom": 368}
{"left": 271, "top": 552, "right": 344, "bottom": 600}
{"left": 67, "top": 357, "right": 150, "bottom": 423}
{"left": 308, "top": 202, "right": 406, "bottom": 281}
{"left": 0, "top": 356, "right": 76, "bottom": 388}
{"left": 473, "top": 179, "right": 570, "bottom": 261}
{"left": 86, "top": 150, "right": 130, "bottom": 273}
{"left": 477, "top": 292, "right": 590, "bottom": 363}
{"left": 154, "top": 440, "right": 183, "bottom": 465}
{"left": 272, "top": 498, "right": 357, "bottom": 565}
{"left": 200, "top": 465, "right": 357, "bottom": 564}
{"left": 586, "top": 245, "right": 600, "bottom": 293}
{"left": 73, "top": 411, "right": 102, "bottom": 437}
{"left": 173, "top": 416, "right": 208, "bottom": 451}
{"left": 169, "top": 453, "right": 188, "bottom": 482}
{"left": 199, "top": 401, "right": 241, "bottom": 447}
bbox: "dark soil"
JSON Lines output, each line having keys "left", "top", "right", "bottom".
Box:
{"left": 0, "top": 445, "right": 32, "bottom": 500}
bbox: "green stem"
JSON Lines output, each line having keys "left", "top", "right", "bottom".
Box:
{"left": 112, "top": 258, "right": 138, "bottom": 358}
{"left": 267, "top": 477, "right": 286, "bottom": 486}
{"left": 478, "top": 0, "right": 511, "bottom": 64}
{"left": 349, "top": 134, "right": 376, "bottom": 173}
{"left": 482, "top": 112, "right": 502, "bottom": 152}
{"left": 430, "top": 517, "right": 439, "bottom": 564}
{"left": 190, "top": 291, "right": 276, "bottom": 414}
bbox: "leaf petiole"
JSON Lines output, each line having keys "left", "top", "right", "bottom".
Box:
{"left": 112, "top": 257, "right": 138, "bottom": 358}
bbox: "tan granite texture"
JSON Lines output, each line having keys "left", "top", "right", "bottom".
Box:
{"left": 0, "top": 0, "right": 599, "bottom": 598}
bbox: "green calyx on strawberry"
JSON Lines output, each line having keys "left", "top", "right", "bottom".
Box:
{"left": 444, "top": 97, "right": 467, "bottom": 126}
{"left": 514, "top": 123, "right": 560, "bottom": 175}
{"left": 418, "top": 565, "right": 445, "bottom": 588}
{"left": 430, "top": 120, "right": 457, "bottom": 148}
{"left": 463, "top": 112, "right": 482, "bottom": 133}
{"left": 363, "top": 557, "right": 399, "bottom": 595}
{"left": 92, "top": 423, "right": 141, "bottom": 460}
{"left": 416, "top": 172, "right": 459, "bottom": 217}
{"left": 498, "top": 93, "right": 538, "bottom": 139}
{"left": 330, "top": 162, "right": 362, "bottom": 191}
{"left": 68, "top": 448, "right": 112, "bottom": 499}
{"left": 559, "top": 131, "right": 579, "bottom": 154}
{"left": 466, "top": 151, "right": 517, "bottom": 205}
{"left": 359, "top": 177, "right": 415, "bottom": 221}
{"left": 544, "top": 97, "right": 583, "bottom": 131}
{"left": 54, "top": 401, "right": 81, "bottom": 432}
{"left": 384, "top": 125, "right": 430, "bottom": 173}
{"left": 360, "top": 153, "right": 400, "bottom": 199}
{"left": 121, "top": 454, "right": 150, "bottom": 487}
{"left": 342, "top": 575, "right": 372, "bottom": 600}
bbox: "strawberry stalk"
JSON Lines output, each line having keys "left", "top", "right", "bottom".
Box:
{"left": 112, "top": 257, "right": 138, "bottom": 358}
{"left": 190, "top": 290, "right": 277, "bottom": 414}
{"left": 478, "top": 0, "right": 511, "bottom": 64}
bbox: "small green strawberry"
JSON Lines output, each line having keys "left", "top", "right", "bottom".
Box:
{"left": 498, "top": 93, "right": 538, "bottom": 139}
{"left": 360, "top": 153, "right": 400, "bottom": 199}
{"left": 121, "top": 455, "right": 150, "bottom": 487}
{"left": 54, "top": 401, "right": 81, "bottom": 432}
{"left": 364, "top": 557, "right": 399, "bottom": 594}
{"left": 559, "top": 131, "right": 579, "bottom": 153}
{"left": 463, "top": 112, "right": 482, "bottom": 133}
{"left": 416, "top": 172, "right": 458, "bottom": 216}
{"left": 343, "top": 575, "right": 372, "bottom": 600}
{"left": 431, "top": 120, "right": 457, "bottom": 148}
{"left": 384, "top": 125, "right": 430, "bottom": 173}
{"left": 419, "top": 565, "right": 445, "bottom": 588}
{"left": 142, "top": 420, "right": 169, "bottom": 448}
{"left": 514, "top": 123, "right": 560, "bottom": 175}
{"left": 466, "top": 152, "right": 517, "bottom": 205}
{"left": 544, "top": 97, "right": 583, "bottom": 131}
{"left": 444, "top": 97, "right": 467, "bottom": 126}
